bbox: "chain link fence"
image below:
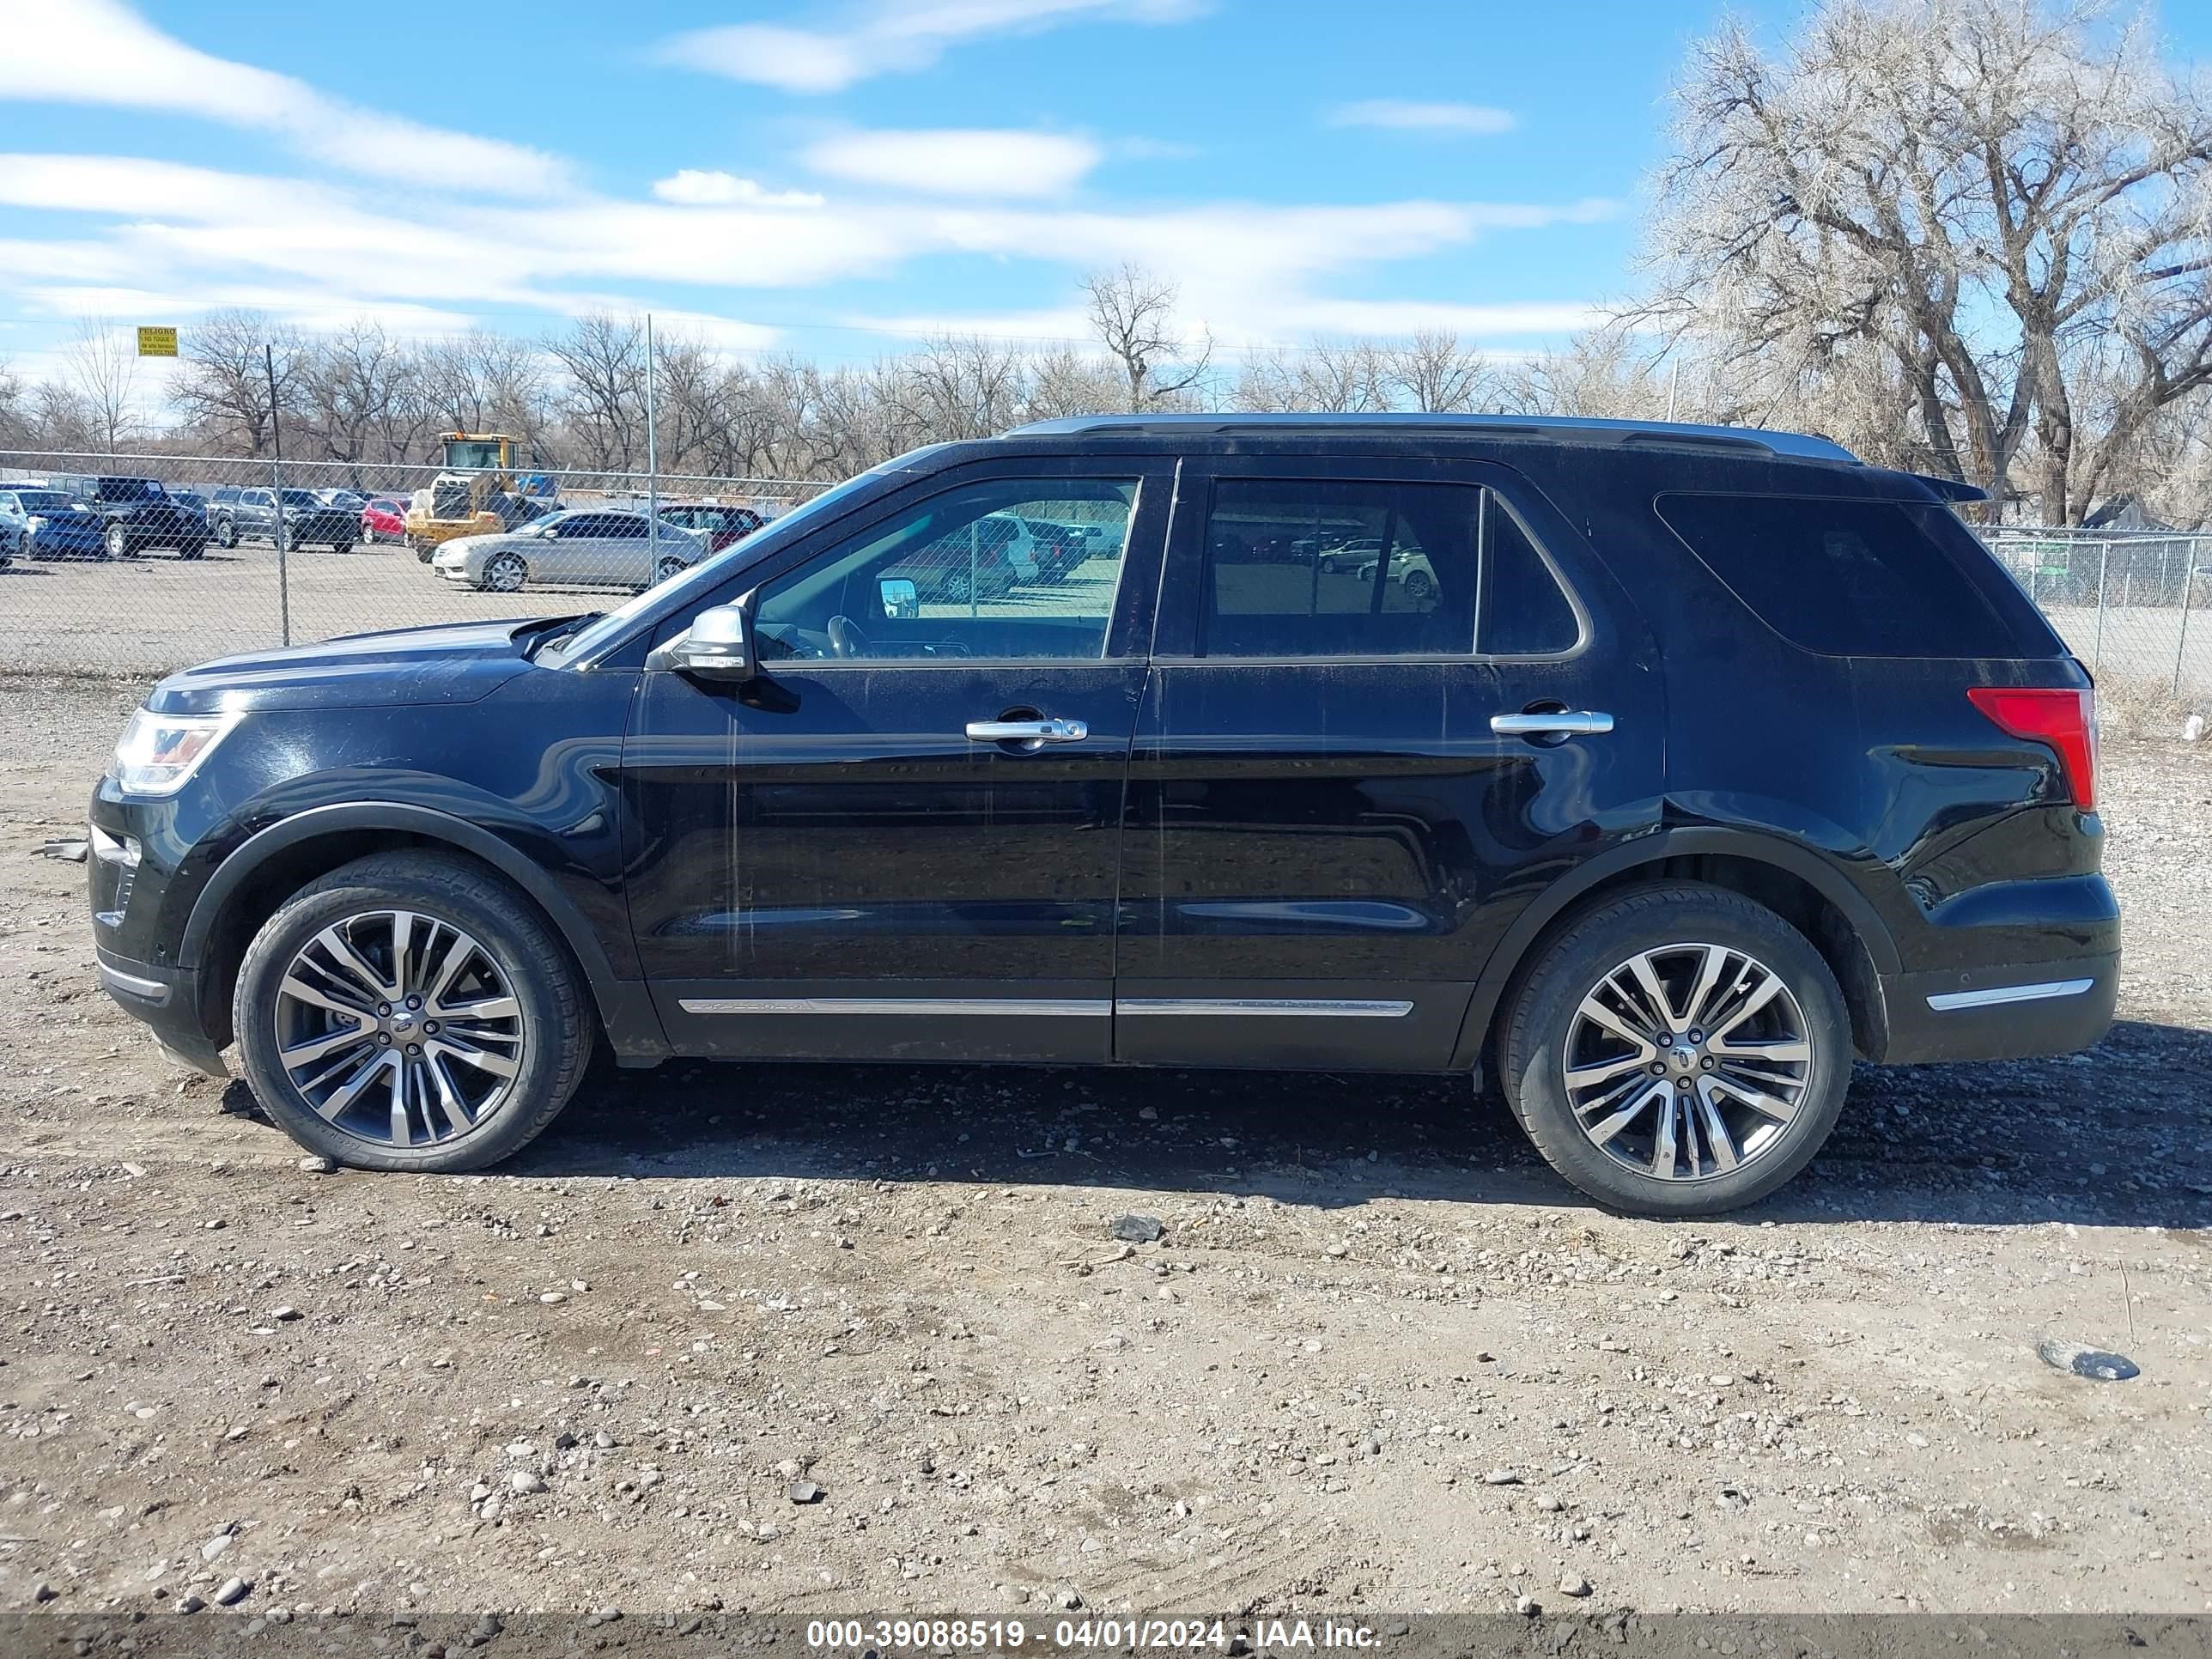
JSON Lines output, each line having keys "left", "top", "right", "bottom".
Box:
{"left": 1981, "top": 528, "right": 2211, "bottom": 702}
{"left": 0, "top": 447, "right": 827, "bottom": 677}
{"left": 3, "top": 447, "right": 2209, "bottom": 708}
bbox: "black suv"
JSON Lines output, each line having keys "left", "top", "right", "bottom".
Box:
{"left": 87, "top": 416, "right": 2117, "bottom": 1215}
{"left": 58, "top": 474, "right": 206, "bottom": 560}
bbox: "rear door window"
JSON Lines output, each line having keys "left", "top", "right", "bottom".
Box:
{"left": 1655, "top": 493, "right": 2037, "bottom": 658}
{"left": 1193, "top": 478, "right": 1577, "bottom": 659}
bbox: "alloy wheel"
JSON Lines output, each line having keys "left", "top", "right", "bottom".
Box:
{"left": 485, "top": 553, "right": 526, "bottom": 592}
{"left": 271, "top": 908, "right": 528, "bottom": 1149}
{"left": 1562, "top": 941, "right": 1814, "bottom": 1182}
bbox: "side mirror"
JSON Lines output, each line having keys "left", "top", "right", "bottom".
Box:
{"left": 879, "top": 576, "right": 919, "bottom": 620}
{"left": 652, "top": 602, "right": 752, "bottom": 681}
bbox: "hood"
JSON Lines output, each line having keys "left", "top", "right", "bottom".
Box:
{"left": 146, "top": 617, "right": 556, "bottom": 714}
{"left": 435, "top": 532, "right": 503, "bottom": 560}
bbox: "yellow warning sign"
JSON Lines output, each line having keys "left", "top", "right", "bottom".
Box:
{"left": 136, "top": 325, "right": 179, "bottom": 357}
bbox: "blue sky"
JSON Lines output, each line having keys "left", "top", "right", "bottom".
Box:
{"left": 3, "top": 0, "right": 2208, "bottom": 377}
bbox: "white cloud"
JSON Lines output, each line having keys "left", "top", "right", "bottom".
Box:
{"left": 650, "top": 170, "right": 825, "bottom": 208}
{"left": 804, "top": 131, "right": 1103, "bottom": 198}
{"left": 0, "top": 0, "right": 569, "bottom": 196}
{"left": 656, "top": 0, "right": 1202, "bottom": 94}
{"left": 1329, "top": 100, "right": 1517, "bottom": 136}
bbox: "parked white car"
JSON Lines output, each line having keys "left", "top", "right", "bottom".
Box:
{"left": 433, "top": 508, "right": 708, "bottom": 592}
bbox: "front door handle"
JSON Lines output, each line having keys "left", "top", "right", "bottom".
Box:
{"left": 965, "top": 718, "right": 1089, "bottom": 744}
{"left": 1490, "top": 710, "right": 1614, "bottom": 737}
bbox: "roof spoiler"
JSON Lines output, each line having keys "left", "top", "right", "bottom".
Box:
{"left": 1912, "top": 472, "right": 1989, "bottom": 504}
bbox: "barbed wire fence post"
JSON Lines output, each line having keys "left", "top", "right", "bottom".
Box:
{"left": 264, "top": 343, "right": 291, "bottom": 648}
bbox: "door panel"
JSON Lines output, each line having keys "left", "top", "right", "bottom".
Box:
{"left": 621, "top": 456, "right": 1174, "bottom": 1063}
{"left": 1115, "top": 455, "right": 1664, "bottom": 1072}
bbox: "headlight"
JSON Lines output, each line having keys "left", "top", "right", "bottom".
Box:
{"left": 110, "top": 708, "right": 241, "bottom": 797}
{"left": 26, "top": 515, "right": 46, "bottom": 532}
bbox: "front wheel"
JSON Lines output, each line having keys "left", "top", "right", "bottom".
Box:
{"left": 482, "top": 552, "right": 527, "bottom": 592}
{"left": 232, "top": 852, "right": 593, "bottom": 1172}
{"left": 216, "top": 518, "right": 239, "bottom": 549}
{"left": 653, "top": 554, "right": 686, "bottom": 585}
{"left": 1501, "top": 882, "right": 1850, "bottom": 1217}
{"left": 105, "top": 524, "right": 132, "bottom": 560}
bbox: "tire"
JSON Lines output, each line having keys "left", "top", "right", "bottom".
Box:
{"left": 332, "top": 539, "right": 356, "bottom": 554}
{"left": 1500, "top": 881, "right": 1850, "bottom": 1217}
{"left": 231, "top": 850, "right": 594, "bottom": 1173}
{"left": 1402, "top": 568, "right": 1434, "bottom": 602}
{"left": 653, "top": 554, "right": 686, "bottom": 585}
{"left": 179, "top": 540, "right": 206, "bottom": 561}
{"left": 105, "top": 524, "right": 132, "bottom": 560}
{"left": 216, "top": 517, "right": 238, "bottom": 549}
{"left": 482, "top": 551, "right": 527, "bottom": 592}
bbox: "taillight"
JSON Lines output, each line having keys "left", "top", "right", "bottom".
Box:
{"left": 1967, "top": 685, "right": 2098, "bottom": 811}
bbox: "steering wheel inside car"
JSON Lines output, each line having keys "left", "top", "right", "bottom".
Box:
{"left": 826, "top": 614, "right": 870, "bottom": 659}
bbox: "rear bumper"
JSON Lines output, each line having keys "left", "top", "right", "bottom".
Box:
{"left": 1876, "top": 950, "right": 2118, "bottom": 1064}
{"left": 94, "top": 946, "right": 229, "bottom": 1078}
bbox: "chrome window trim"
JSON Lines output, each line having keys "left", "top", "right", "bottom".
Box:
{"left": 1924, "top": 978, "right": 2095, "bottom": 1012}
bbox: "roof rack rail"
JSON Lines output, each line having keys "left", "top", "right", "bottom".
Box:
{"left": 1002, "top": 411, "right": 1861, "bottom": 465}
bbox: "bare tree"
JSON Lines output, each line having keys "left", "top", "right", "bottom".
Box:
{"left": 1023, "top": 346, "right": 1123, "bottom": 421}
{"left": 300, "top": 322, "right": 425, "bottom": 466}
{"left": 0, "top": 356, "right": 27, "bottom": 446}
{"left": 1384, "top": 329, "right": 1495, "bottom": 413}
{"left": 62, "top": 319, "right": 142, "bottom": 453}
{"left": 1645, "top": 0, "right": 2212, "bottom": 521}
{"left": 545, "top": 314, "right": 647, "bottom": 470}
{"left": 420, "top": 330, "right": 551, "bottom": 459}
{"left": 173, "top": 309, "right": 303, "bottom": 456}
{"left": 1082, "top": 264, "right": 1214, "bottom": 409}
{"left": 889, "top": 336, "right": 1027, "bottom": 442}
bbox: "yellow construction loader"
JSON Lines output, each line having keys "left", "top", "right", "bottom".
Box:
{"left": 404, "top": 434, "right": 556, "bottom": 561}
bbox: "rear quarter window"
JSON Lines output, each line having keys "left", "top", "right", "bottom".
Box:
{"left": 1653, "top": 493, "right": 2047, "bottom": 659}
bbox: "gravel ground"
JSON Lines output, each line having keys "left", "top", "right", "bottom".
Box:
{"left": 1, "top": 677, "right": 2207, "bottom": 1621}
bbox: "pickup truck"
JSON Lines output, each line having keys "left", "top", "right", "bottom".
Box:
{"left": 207, "top": 486, "right": 358, "bottom": 551}
{"left": 52, "top": 474, "right": 206, "bottom": 560}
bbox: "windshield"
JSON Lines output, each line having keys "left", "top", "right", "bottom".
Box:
{"left": 14, "top": 490, "right": 73, "bottom": 511}
{"left": 279, "top": 489, "right": 322, "bottom": 507}
{"left": 553, "top": 459, "right": 927, "bottom": 668}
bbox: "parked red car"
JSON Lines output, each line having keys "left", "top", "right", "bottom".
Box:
{"left": 659, "top": 502, "right": 765, "bottom": 552}
{"left": 361, "top": 495, "right": 410, "bottom": 544}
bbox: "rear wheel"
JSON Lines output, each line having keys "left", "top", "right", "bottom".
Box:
{"left": 179, "top": 540, "right": 205, "bottom": 561}
{"left": 653, "top": 554, "right": 686, "bottom": 585}
{"left": 1402, "top": 567, "right": 1434, "bottom": 602}
{"left": 216, "top": 517, "right": 239, "bottom": 549}
{"left": 483, "top": 552, "right": 527, "bottom": 592}
{"left": 332, "top": 538, "right": 355, "bottom": 554}
{"left": 105, "top": 524, "right": 132, "bottom": 560}
{"left": 1501, "top": 882, "right": 1850, "bottom": 1217}
{"left": 232, "top": 852, "right": 593, "bottom": 1172}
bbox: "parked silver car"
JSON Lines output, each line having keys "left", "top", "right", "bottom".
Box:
{"left": 432, "top": 507, "right": 707, "bottom": 592}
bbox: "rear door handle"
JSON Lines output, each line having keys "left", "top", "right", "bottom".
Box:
{"left": 965, "top": 718, "right": 1089, "bottom": 744}
{"left": 1490, "top": 710, "right": 1614, "bottom": 737}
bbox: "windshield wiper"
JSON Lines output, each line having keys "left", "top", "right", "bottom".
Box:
{"left": 522, "top": 612, "right": 604, "bottom": 665}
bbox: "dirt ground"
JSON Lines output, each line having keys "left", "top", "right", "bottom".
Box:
{"left": 1, "top": 677, "right": 2207, "bottom": 1621}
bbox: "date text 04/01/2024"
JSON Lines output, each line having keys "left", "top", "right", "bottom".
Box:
{"left": 802, "top": 1620, "right": 1382, "bottom": 1651}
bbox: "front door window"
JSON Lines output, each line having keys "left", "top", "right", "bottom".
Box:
{"left": 752, "top": 477, "right": 1137, "bottom": 664}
